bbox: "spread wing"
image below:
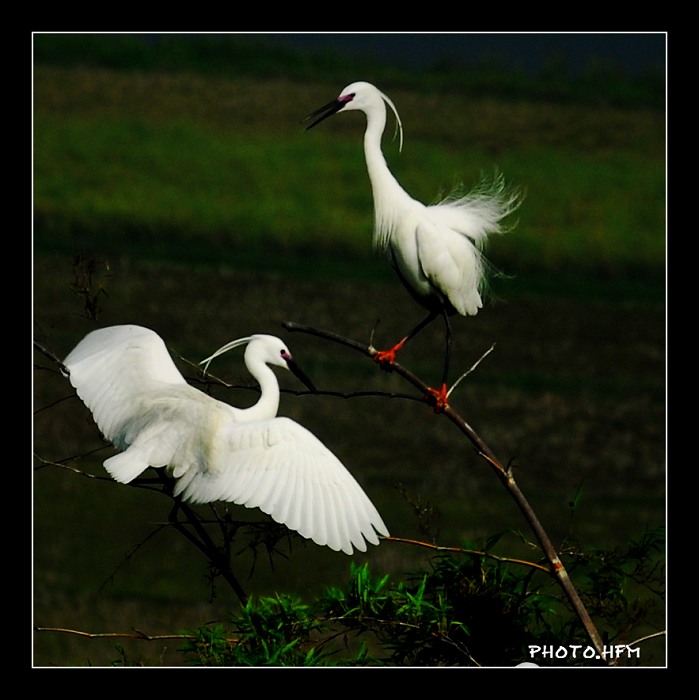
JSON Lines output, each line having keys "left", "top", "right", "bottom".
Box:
{"left": 174, "top": 416, "right": 389, "bottom": 555}
{"left": 64, "top": 325, "right": 186, "bottom": 394}
{"left": 64, "top": 325, "right": 388, "bottom": 555}
{"left": 64, "top": 324, "right": 193, "bottom": 481}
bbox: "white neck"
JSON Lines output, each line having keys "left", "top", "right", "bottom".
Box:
{"left": 362, "top": 104, "right": 412, "bottom": 251}
{"left": 236, "top": 358, "right": 280, "bottom": 422}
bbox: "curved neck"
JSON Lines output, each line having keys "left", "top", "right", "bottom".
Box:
{"left": 363, "top": 104, "right": 394, "bottom": 189}
{"left": 362, "top": 106, "right": 410, "bottom": 249}
{"left": 237, "top": 358, "right": 280, "bottom": 421}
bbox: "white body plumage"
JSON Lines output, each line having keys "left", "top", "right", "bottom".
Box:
{"left": 64, "top": 324, "right": 388, "bottom": 555}
{"left": 306, "top": 80, "right": 520, "bottom": 318}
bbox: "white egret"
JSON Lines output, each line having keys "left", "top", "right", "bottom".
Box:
{"left": 305, "top": 81, "right": 520, "bottom": 408}
{"left": 63, "top": 324, "right": 388, "bottom": 555}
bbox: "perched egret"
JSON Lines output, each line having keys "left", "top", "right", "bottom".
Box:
{"left": 63, "top": 324, "right": 388, "bottom": 555}
{"left": 305, "top": 81, "right": 520, "bottom": 408}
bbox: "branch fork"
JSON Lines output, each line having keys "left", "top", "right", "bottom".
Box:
{"left": 282, "top": 320, "right": 607, "bottom": 660}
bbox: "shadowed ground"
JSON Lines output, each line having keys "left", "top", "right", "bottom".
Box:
{"left": 33, "top": 253, "right": 665, "bottom": 666}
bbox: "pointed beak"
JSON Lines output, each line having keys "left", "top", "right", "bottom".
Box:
{"left": 286, "top": 357, "right": 317, "bottom": 392}
{"left": 303, "top": 97, "right": 347, "bottom": 130}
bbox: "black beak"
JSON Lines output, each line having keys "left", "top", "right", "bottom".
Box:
{"left": 286, "top": 358, "right": 317, "bottom": 392}
{"left": 303, "top": 98, "right": 345, "bottom": 130}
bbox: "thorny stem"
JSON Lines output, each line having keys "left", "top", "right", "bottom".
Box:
{"left": 155, "top": 472, "right": 249, "bottom": 606}
{"left": 33, "top": 337, "right": 251, "bottom": 607}
{"left": 282, "top": 320, "right": 607, "bottom": 662}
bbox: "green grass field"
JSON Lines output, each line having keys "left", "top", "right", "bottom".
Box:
{"left": 33, "top": 39, "right": 666, "bottom": 666}
{"left": 33, "top": 62, "right": 665, "bottom": 288}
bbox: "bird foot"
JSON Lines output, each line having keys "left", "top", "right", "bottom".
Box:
{"left": 425, "top": 383, "right": 449, "bottom": 413}
{"left": 372, "top": 338, "right": 407, "bottom": 370}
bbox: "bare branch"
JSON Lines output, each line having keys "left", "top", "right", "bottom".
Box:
{"left": 384, "top": 536, "right": 551, "bottom": 573}
{"left": 447, "top": 343, "right": 496, "bottom": 398}
{"left": 36, "top": 320, "right": 607, "bottom": 658}
{"left": 33, "top": 340, "right": 69, "bottom": 376}
{"left": 627, "top": 630, "right": 666, "bottom": 648}
{"left": 33, "top": 625, "right": 240, "bottom": 644}
{"left": 33, "top": 452, "right": 112, "bottom": 478}
{"left": 282, "top": 320, "right": 607, "bottom": 661}
{"left": 99, "top": 524, "right": 169, "bottom": 594}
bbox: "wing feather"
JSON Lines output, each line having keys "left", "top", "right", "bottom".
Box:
{"left": 174, "top": 417, "right": 388, "bottom": 554}
{"left": 65, "top": 326, "right": 388, "bottom": 555}
{"left": 64, "top": 325, "right": 188, "bottom": 447}
{"left": 303, "top": 477, "right": 323, "bottom": 546}
{"left": 324, "top": 485, "right": 346, "bottom": 554}
{"left": 415, "top": 219, "right": 484, "bottom": 317}
{"left": 310, "top": 476, "right": 328, "bottom": 548}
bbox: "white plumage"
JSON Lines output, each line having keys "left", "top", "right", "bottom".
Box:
{"left": 306, "top": 81, "right": 520, "bottom": 406}
{"left": 63, "top": 324, "right": 388, "bottom": 555}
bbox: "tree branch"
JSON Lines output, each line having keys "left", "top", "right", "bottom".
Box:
{"left": 33, "top": 625, "right": 199, "bottom": 642}
{"left": 384, "top": 535, "right": 551, "bottom": 573}
{"left": 155, "top": 472, "right": 249, "bottom": 606}
{"left": 35, "top": 325, "right": 607, "bottom": 659}
{"left": 282, "top": 320, "right": 607, "bottom": 661}
{"left": 33, "top": 340, "right": 69, "bottom": 375}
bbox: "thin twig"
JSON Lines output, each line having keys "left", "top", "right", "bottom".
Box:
{"left": 33, "top": 340, "right": 69, "bottom": 375}
{"left": 33, "top": 626, "right": 195, "bottom": 641}
{"left": 282, "top": 320, "right": 607, "bottom": 661}
{"left": 384, "top": 535, "right": 550, "bottom": 573}
{"left": 35, "top": 450, "right": 250, "bottom": 605}
{"left": 33, "top": 625, "right": 240, "bottom": 644}
{"left": 627, "top": 630, "right": 666, "bottom": 648}
{"left": 154, "top": 472, "right": 249, "bottom": 606}
{"left": 33, "top": 453, "right": 110, "bottom": 477}
{"left": 447, "top": 343, "right": 496, "bottom": 398}
{"left": 38, "top": 324, "right": 606, "bottom": 658}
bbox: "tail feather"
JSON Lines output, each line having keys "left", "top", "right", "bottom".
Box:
{"left": 103, "top": 449, "right": 152, "bottom": 484}
{"left": 432, "top": 173, "right": 523, "bottom": 245}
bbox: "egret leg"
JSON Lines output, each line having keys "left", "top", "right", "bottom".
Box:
{"left": 373, "top": 310, "right": 439, "bottom": 369}
{"left": 424, "top": 311, "right": 452, "bottom": 412}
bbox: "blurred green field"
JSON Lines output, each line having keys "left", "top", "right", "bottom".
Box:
{"left": 32, "top": 39, "right": 666, "bottom": 667}
{"left": 33, "top": 63, "right": 665, "bottom": 289}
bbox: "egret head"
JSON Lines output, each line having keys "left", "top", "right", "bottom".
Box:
{"left": 304, "top": 81, "right": 403, "bottom": 151}
{"left": 201, "top": 334, "right": 316, "bottom": 392}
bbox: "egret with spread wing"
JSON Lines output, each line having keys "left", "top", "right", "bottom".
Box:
{"left": 64, "top": 324, "right": 388, "bottom": 555}
{"left": 305, "top": 81, "right": 520, "bottom": 408}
